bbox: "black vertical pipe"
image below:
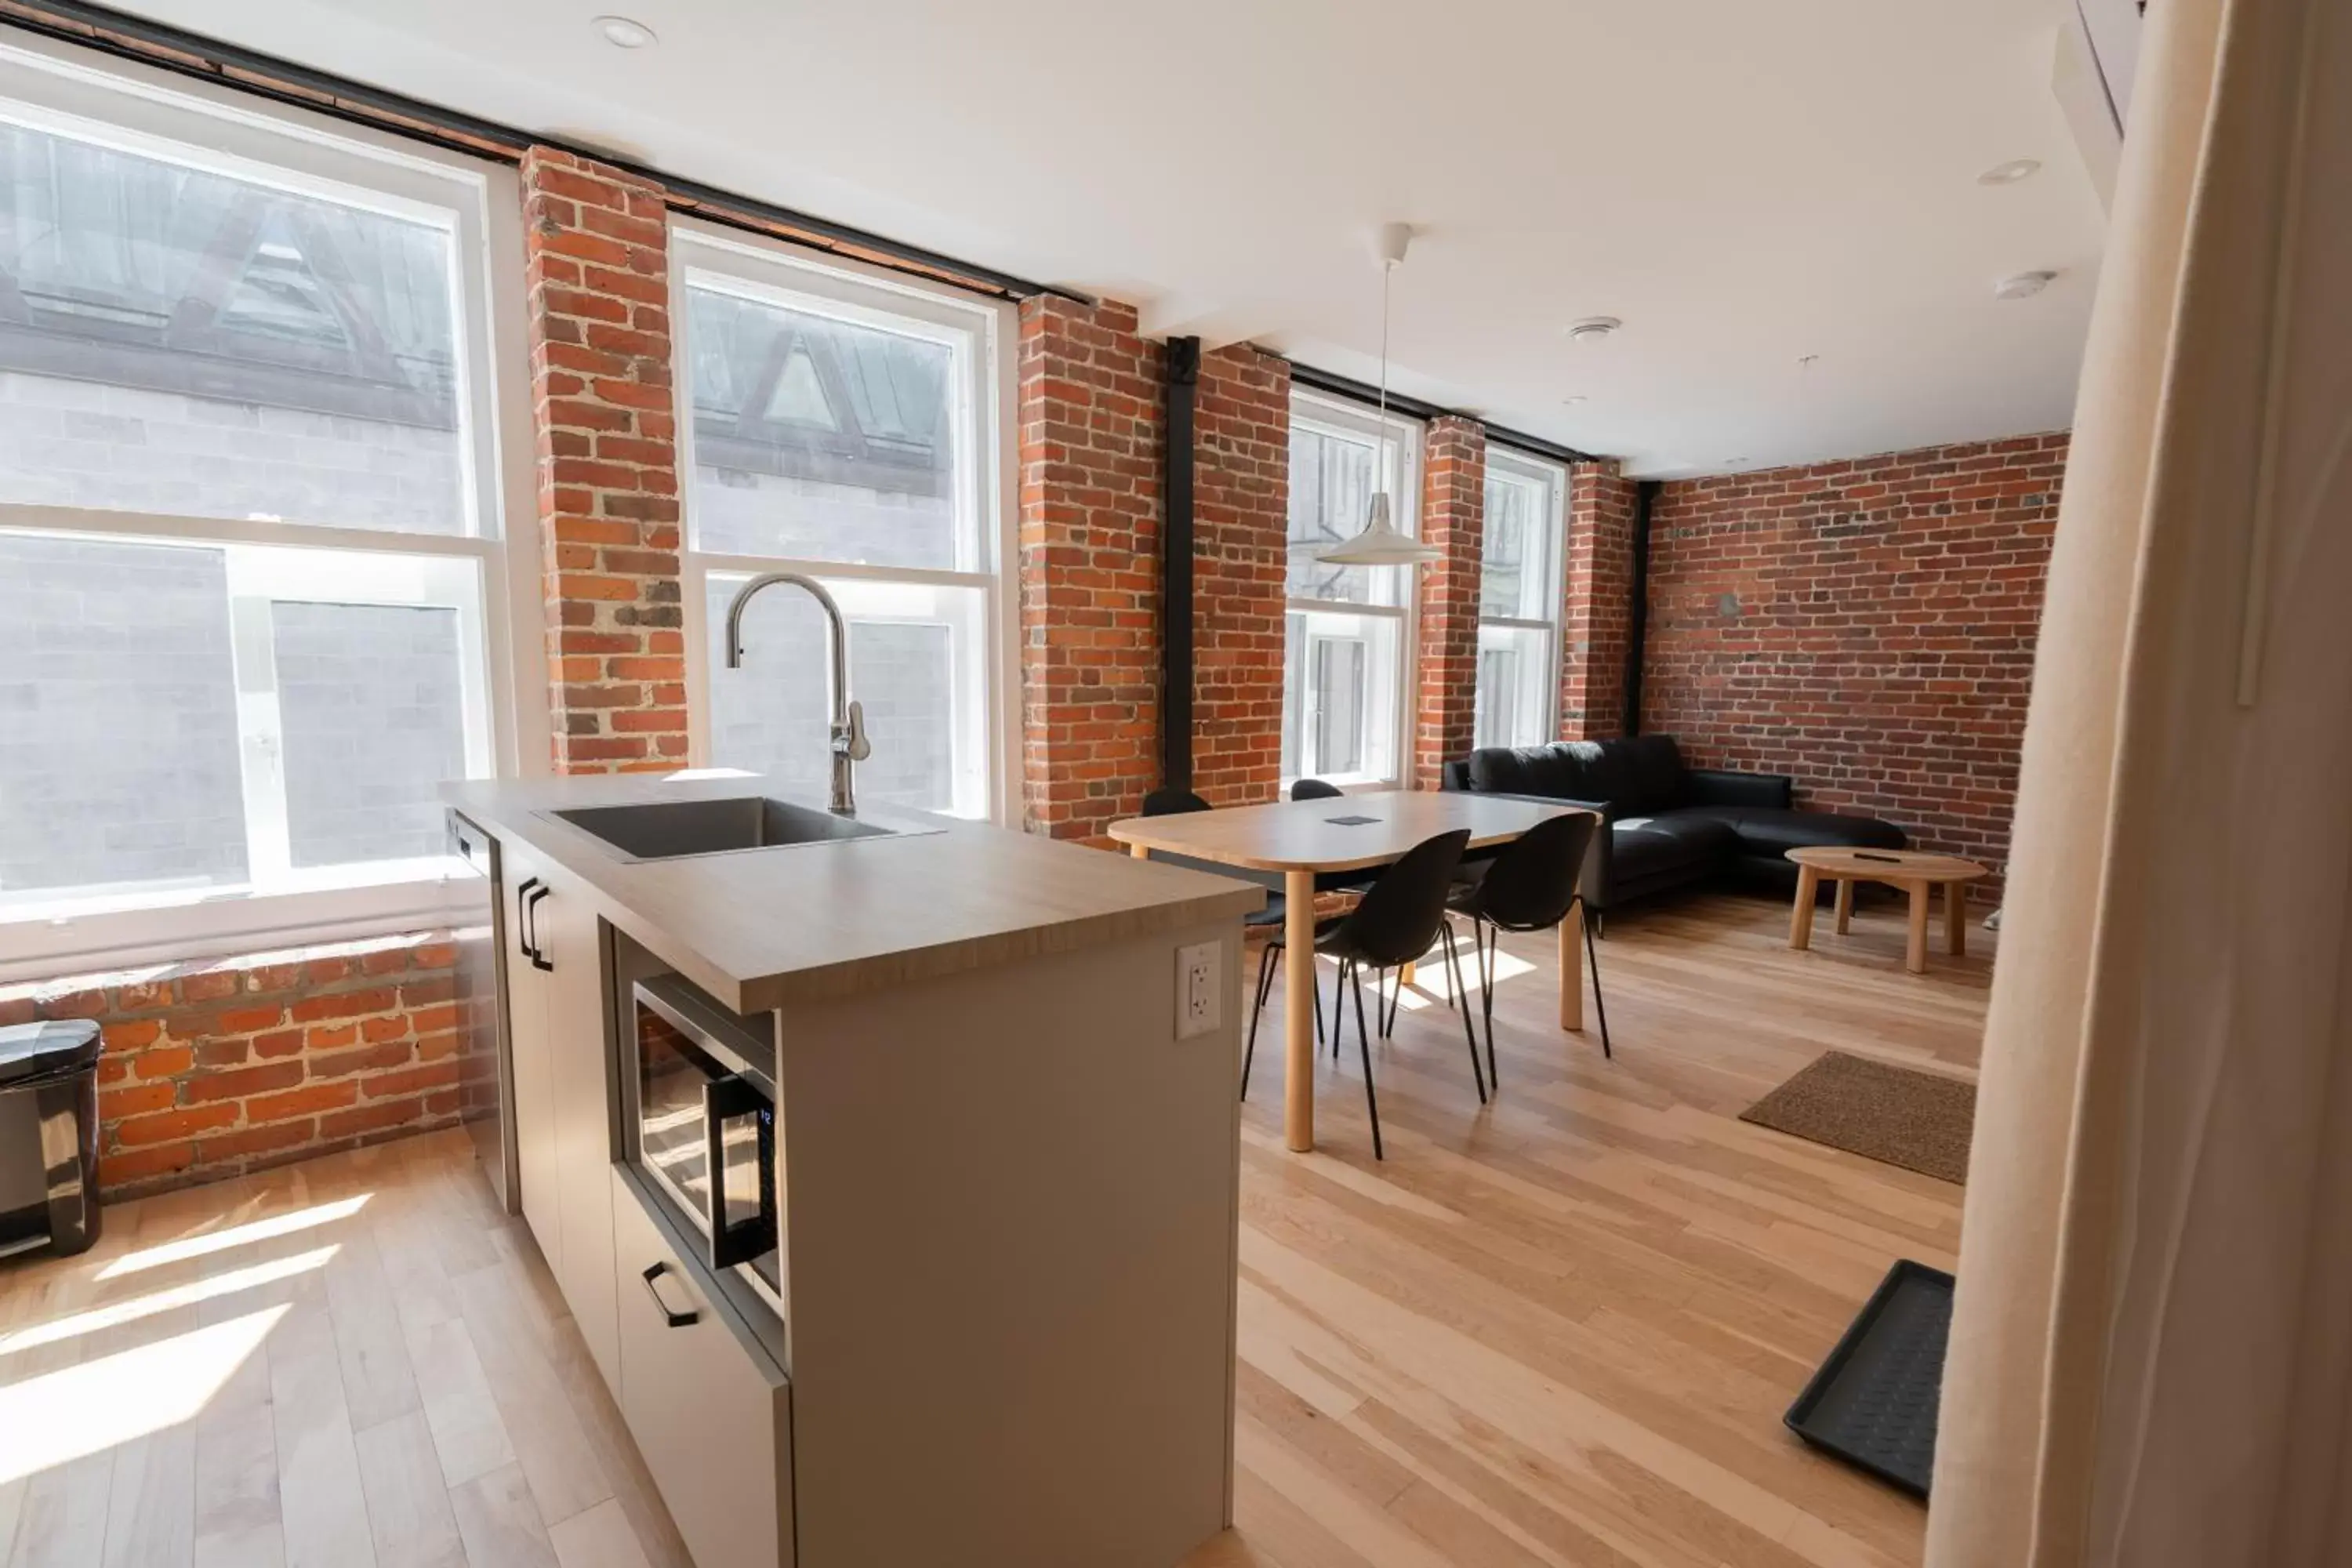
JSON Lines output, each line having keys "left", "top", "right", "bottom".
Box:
{"left": 1622, "top": 480, "right": 1659, "bottom": 737}
{"left": 1163, "top": 336, "right": 1200, "bottom": 789}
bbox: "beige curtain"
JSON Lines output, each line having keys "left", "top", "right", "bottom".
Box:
{"left": 1926, "top": 0, "right": 2352, "bottom": 1562}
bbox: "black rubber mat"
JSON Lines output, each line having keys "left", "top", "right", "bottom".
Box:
{"left": 1784, "top": 1259, "right": 1954, "bottom": 1497}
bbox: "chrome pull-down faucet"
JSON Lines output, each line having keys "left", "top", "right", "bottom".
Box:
{"left": 721, "top": 572, "right": 870, "bottom": 815}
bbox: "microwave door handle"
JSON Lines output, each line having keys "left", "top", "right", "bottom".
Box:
{"left": 702, "top": 1074, "right": 778, "bottom": 1270}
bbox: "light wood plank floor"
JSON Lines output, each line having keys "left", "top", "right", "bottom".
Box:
{"left": 0, "top": 891, "right": 1987, "bottom": 1568}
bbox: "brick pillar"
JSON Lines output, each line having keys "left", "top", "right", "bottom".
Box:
{"left": 520, "top": 148, "right": 686, "bottom": 775}
{"left": 1412, "top": 415, "right": 1486, "bottom": 788}
{"left": 1190, "top": 346, "right": 1290, "bottom": 808}
{"left": 1561, "top": 459, "right": 1638, "bottom": 741}
{"left": 1016, "top": 297, "right": 1163, "bottom": 842}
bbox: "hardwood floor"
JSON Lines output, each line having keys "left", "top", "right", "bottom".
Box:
{"left": 0, "top": 891, "right": 1987, "bottom": 1568}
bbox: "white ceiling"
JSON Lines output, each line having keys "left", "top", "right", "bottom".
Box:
{"left": 107, "top": 0, "right": 2108, "bottom": 476}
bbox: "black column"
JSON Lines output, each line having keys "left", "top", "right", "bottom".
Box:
{"left": 1162, "top": 336, "right": 1200, "bottom": 789}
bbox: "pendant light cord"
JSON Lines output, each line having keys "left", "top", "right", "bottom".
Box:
{"left": 1377, "top": 257, "right": 1393, "bottom": 480}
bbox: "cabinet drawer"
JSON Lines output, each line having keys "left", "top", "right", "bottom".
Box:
{"left": 611, "top": 1168, "right": 793, "bottom": 1568}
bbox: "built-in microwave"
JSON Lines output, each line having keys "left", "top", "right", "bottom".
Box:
{"left": 628, "top": 976, "right": 785, "bottom": 1320}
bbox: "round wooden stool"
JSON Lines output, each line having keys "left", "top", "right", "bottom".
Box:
{"left": 1784, "top": 847, "right": 1989, "bottom": 975}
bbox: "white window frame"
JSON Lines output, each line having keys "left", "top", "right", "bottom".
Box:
{"left": 0, "top": 36, "right": 540, "bottom": 981}
{"left": 1474, "top": 446, "right": 1568, "bottom": 750}
{"left": 1283, "top": 390, "right": 1422, "bottom": 790}
{"left": 670, "top": 217, "right": 1018, "bottom": 825}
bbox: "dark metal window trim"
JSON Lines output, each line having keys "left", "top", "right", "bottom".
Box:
{"left": 1284, "top": 358, "right": 1596, "bottom": 467}
{"left": 0, "top": 0, "right": 1080, "bottom": 305}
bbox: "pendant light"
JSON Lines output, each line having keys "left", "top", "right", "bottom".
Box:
{"left": 1317, "top": 222, "right": 1442, "bottom": 568}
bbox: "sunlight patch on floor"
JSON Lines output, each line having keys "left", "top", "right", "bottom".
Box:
{"left": 0, "top": 1306, "right": 285, "bottom": 1483}
{"left": 97, "top": 1192, "right": 369, "bottom": 1279}
{"left": 1, "top": 1245, "right": 336, "bottom": 1360}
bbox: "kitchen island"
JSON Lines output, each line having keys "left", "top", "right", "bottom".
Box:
{"left": 442, "top": 772, "right": 1263, "bottom": 1568}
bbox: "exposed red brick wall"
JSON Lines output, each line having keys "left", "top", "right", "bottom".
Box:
{"left": 1643, "top": 432, "right": 2068, "bottom": 891}
{"left": 1017, "top": 297, "right": 1163, "bottom": 842}
{"left": 521, "top": 147, "right": 687, "bottom": 775}
{"left": 1561, "top": 461, "right": 1639, "bottom": 740}
{"left": 1190, "top": 346, "right": 1290, "bottom": 808}
{"left": 1414, "top": 416, "right": 1486, "bottom": 787}
{"left": 0, "top": 934, "right": 463, "bottom": 1200}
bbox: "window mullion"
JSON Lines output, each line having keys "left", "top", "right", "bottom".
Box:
{"left": 223, "top": 550, "right": 292, "bottom": 892}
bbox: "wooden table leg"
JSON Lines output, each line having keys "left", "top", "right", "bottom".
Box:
{"left": 1945, "top": 883, "right": 1967, "bottom": 956}
{"left": 1789, "top": 865, "right": 1820, "bottom": 949}
{"left": 1399, "top": 959, "right": 1417, "bottom": 987}
{"left": 1129, "top": 843, "right": 1149, "bottom": 859}
{"left": 1904, "top": 881, "right": 1931, "bottom": 974}
{"left": 1283, "top": 869, "right": 1316, "bottom": 1152}
{"left": 1833, "top": 877, "right": 1854, "bottom": 935}
{"left": 1559, "top": 902, "right": 1585, "bottom": 1031}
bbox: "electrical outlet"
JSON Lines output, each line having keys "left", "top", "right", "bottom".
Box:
{"left": 1176, "top": 941, "right": 1220, "bottom": 1040}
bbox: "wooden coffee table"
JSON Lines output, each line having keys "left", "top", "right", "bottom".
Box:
{"left": 1785, "top": 846, "right": 1990, "bottom": 975}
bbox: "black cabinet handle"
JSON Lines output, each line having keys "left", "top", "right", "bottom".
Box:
{"left": 640, "top": 1261, "right": 698, "bottom": 1328}
{"left": 514, "top": 877, "right": 540, "bottom": 959}
{"left": 523, "top": 884, "right": 553, "bottom": 971}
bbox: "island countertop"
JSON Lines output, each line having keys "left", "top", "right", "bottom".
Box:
{"left": 442, "top": 774, "right": 1266, "bottom": 1014}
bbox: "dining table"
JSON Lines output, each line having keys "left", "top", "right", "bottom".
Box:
{"left": 1106, "top": 788, "right": 1596, "bottom": 1152}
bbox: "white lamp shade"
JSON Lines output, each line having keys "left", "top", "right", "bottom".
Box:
{"left": 1315, "top": 492, "right": 1442, "bottom": 566}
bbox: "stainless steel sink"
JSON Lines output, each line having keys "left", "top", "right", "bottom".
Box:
{"left": 546, "top": 797, "right": 919, "bottom": 861}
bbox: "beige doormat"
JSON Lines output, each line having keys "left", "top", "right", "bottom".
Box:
{"left": 1739, "top": 1051, "right": 1975, "bottom": 1184}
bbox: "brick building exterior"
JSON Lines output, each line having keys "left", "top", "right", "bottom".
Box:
{"left": 1643, "top": 433, "right": 2068, "bottom": 891}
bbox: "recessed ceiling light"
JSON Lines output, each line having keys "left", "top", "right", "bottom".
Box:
{"left": 1994, "top": 269, "right": 2060, "bottom": 299}
{"left": 1977, "top": 158, "right": 2042, "bottom": 186}
{"left": 594, "top": 14, "right": 658, "bottom": 48}
{"left": 1566, "top": 316, "right": 1621, "bottom": 343}
{"left": 1559, "top": 394, "right": 1588, "bottom": 405}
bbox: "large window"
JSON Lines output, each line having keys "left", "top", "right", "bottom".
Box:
{"left": 673, "top": 223, "right": 1010, "bottom": 820}
{"left": 1282, "top": 394, "right": 1419, "bottom": 786}
{"left": 1473, "top": 449, "right": 1566, "bottom": 750}
{"left": 0, "top": 39, "right": 531, "bottom": 972}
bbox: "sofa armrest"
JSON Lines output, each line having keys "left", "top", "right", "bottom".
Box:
{"left": 1441, "top": 759, "right": 1471, "bottom": 791}
{"left": 1683, "top": 768, "right": 1793, "bottom": 810}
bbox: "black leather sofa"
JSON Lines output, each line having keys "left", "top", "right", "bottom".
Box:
{"left": 1441, "top": 735, "right": 1906, "bottom": 915}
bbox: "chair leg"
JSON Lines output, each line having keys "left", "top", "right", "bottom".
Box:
{"left": 1345, "top": 960, "right": 1383, "bottom": 1160}
{"left": 1242, "top": 941, "right": 1275, "bottom": 1100}
{"left": 1581, "top": 904, "right": 1613, "bottom": 1060}
{"left": 1479, "top": 919, "right": 1501, "bottom": 1090}
{"left": 1439, "top": 921, "right": 1487, "bottom": 1105}
{"left": 1383, "top": 962, "right": 1402, "bottom": 1036}
{"left": 1375, "top": 967, "right": 1392, "bottom": 1038}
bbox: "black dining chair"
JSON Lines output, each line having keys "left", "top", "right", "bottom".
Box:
{"left": 1140, "top": 786, "right": 1321, "bottom": 1047}
{"left": 1290, "top": 776, "right": 1381, "bottom": 903}
{"left": 1243, "top": 829, "right": 1483, "bottom": 1160}
{"left": 1446, "top": 811, "right": 1612, "bottom": 1087}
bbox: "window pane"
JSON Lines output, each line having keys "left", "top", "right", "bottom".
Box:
{"left": 706, "top": 574, "right": 987, "bottom": 816}
{"left": 1281, "top": 609, "right": 1400, "bottom": 785}
{"left": 274, "top": 601, "right": 468, "bottom": 867}
{"left": 0, "top": 121, "right": 470, "bottom": 534}
{"left": 0, "top": 533, "right": 248, "bottom": 902}
{"left": 1287, "top": 423, "right": 1408, "bottom": 607}
{"left": 1475, "top": 624, "right": 1553, "bottom": 751}
{"left": 685, "top": 283, "right": 967, "bottom": 569}
{"left": 1481, "top": 466, "right": 1553, "bottom": 620}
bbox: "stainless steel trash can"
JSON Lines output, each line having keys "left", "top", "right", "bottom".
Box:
{"left": 0, "top": 1020, "right": 105, "bottom": 1259}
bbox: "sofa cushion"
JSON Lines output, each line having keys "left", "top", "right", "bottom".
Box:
{"left": 1610, "top": 811, "right": 1740, "bottom": 884}
{"left": 1663, "top": 806, "right": 1907, "bottom": 859}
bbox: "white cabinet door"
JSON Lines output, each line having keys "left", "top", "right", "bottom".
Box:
{"left": 504, "top": 844, "right": 561, "bottom": 1269}
{"left": 612, "top": 1169, "right": 793, "bottom": 1568}
{"left": 542, "top": 880, "right": 619, "bottom": 1390}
